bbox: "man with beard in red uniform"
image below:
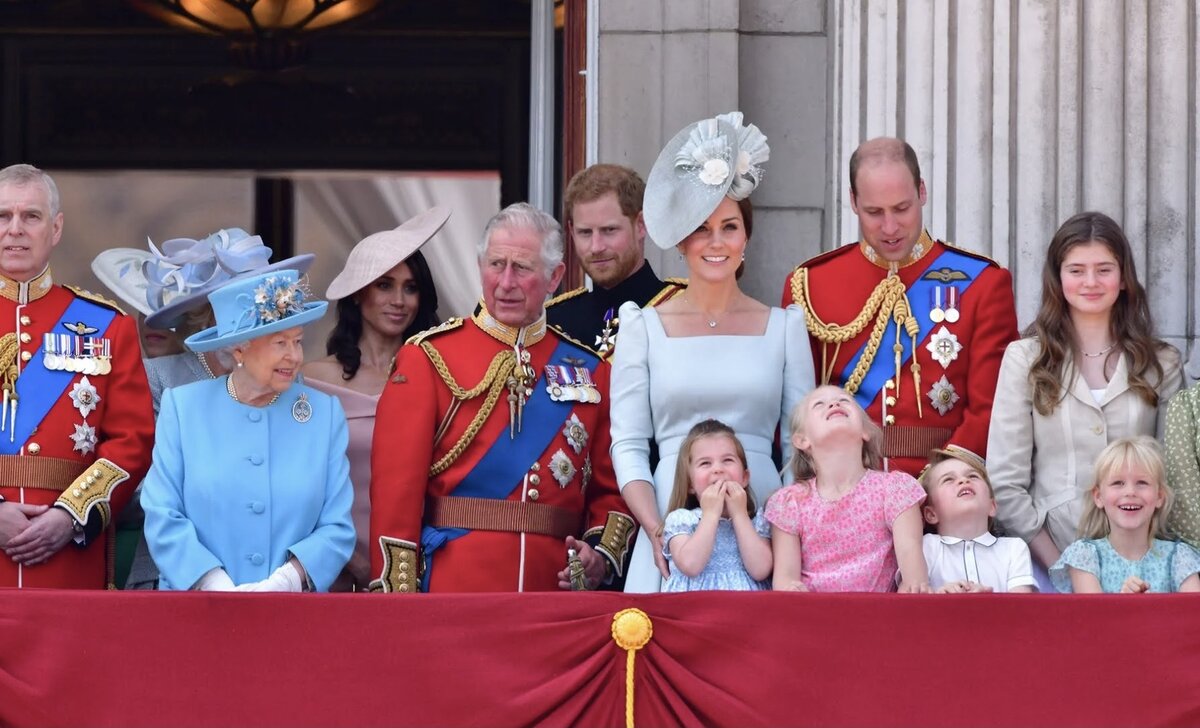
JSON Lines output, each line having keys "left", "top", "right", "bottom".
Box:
{"left": 782, "top": 139, "right": 1018, "bottom": 477}
{"left": 0, "top": 164, "right": 154, "bottom": 588}
{"left": 370, "top": 202, "right": 635, "bottom": 593}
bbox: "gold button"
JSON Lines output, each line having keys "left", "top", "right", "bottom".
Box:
{"left": 93, "top": 469, "right": 102, "bottom": 477}
{"left": 530, "top": 474, "right": 541, "bottom": 486}
{"left": 81, "top": 482, "right": 89, "bottom": 490}
{"left": 19, "top": 315, "right": 31, "bottom": 325}
{"left": 884, "top": 415, "right": 896, "bottom": 425}
{"left": 86, "top": 476, "right": 96, "bottom": 485}
{"left": 531, "top": 462, "right": 541, "bottom": 472}
{"left": 398, "top": 584, "right": 409, "bottom": 592}
{"left": 20, "top": 351, "right": 31, "bottom": 362}
{"left": 72, "top": 489, "right": 82, "bottom": 497}
{"left": 399, "top": 562, "right": 409, "bottom": 572}
{"left": 27, "top": 442, "right": 40, "bottom": 455}
{"left": 528, "top": 488, "right": 540, "bottom": 501}
{"left": 19, "top": 332, "right": 30, "bottom": 344}
{"left": 885, "top": 396, "right": 897, "bottom": 407}
{"left": 885, "top": 379, "right": 895, "bottom": 390}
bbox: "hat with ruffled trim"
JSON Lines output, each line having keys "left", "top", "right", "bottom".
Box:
{"left": 185, "top": 269, "right": 328, "bottom": 353}
{"left": 643, "top": 111, "right": 770, "bottom": 249}
{"left": 325, "top": 206, "right": 450, "bottom": 300}
{"left": 91, "top": 248, "right": 157, "bottom": 317}
{"left": 142, "top": 227, "right": 314, "bottom": 331}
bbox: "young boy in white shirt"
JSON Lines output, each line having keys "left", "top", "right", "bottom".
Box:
{"left": 919, "top": 447, "right": 1037, "bottom": 593}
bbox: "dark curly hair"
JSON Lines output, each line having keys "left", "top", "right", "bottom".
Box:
{"left": 326, "top": 250, "right": 440, "bottom": 380}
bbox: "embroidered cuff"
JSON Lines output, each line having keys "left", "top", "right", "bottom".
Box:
{"left": 585, "top": 512, "right": 637, "bottom": 578}
{"left": 368, "top": 536, "right": 420, "bottom": 594}
{"left": 54, "top": 458, "right": 128, "bottom": 530}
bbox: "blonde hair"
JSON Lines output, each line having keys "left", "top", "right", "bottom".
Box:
{"left": 661, "top": 419, "right": 755, "bottom": 536}
{"left": 786, "top": 385, "right": 883, "bottom": 481}
{"left": 1077, "top": 436, "right": 1175, "bottom": 540}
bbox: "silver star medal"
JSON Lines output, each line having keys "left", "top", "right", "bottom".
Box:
{"left": 549, "top": 448, "right": 577, "bottom": 488}
{"left": 925, "top": 326, "right": 963, "bottom": 369}
{"left": 562, "top": 413, "right": 588, "bottom": 455}
{"left": 69, "top": 376, "right": 101, "bottom": 417}
{"left": 927, "top": 375, "right": 959, "bottom": 416}
{"left": 70, "top": 422, "right": 98, "bottom": 454}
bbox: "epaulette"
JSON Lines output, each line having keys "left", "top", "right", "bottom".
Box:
{"left": 546, "top": 286, "right": 586, "bottom": 307}
{"left": 649, "top": 278, "right": 687, "bottom": 307}
{"left": 65, "top": 285, "right": 126, "bottom": 315}
{"left": 547, "top": 323, "right": 603, "bottom": 359}
{"left": 405, "top": 317, "right": 463, "bottom": 345}
{"left": 938, "top": 239, "right": 1003, "bottom": 268}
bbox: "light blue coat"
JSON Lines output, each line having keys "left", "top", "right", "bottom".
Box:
{"left": 142, "top": 377, "right": 355, "bottom": 591}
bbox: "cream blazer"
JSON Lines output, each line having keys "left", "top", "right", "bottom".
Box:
{"left": 987, "top": 338, "right": 1183, "bottom": 551}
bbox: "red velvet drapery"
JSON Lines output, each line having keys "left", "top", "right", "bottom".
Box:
{"left": 1, "top": 590, "right": 1197, "bottom": 727}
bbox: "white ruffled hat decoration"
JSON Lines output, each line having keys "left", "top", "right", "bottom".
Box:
{"left": 643, "top": 111, "right": 770, "bottom": 250}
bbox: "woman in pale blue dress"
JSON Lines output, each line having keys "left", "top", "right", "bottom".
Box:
{"left": 611, "top": 112, "right": 814, "bottom": 593}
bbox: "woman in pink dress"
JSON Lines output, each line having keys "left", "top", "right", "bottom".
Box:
{"left": 302, "top": 207, "right": 449, "bottom": 590}
{"left": 767, "top": 385, "right": 930, "bottom": 592}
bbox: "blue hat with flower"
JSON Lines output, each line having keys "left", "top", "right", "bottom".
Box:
{"left": 184, "top": 269, "right": 327, "bottom": 352}
{"left": 643, "top": 111, "right": 770, "bottom": 249}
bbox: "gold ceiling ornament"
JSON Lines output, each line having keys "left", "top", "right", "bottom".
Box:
{"left": 130, "top": 0, "right": 381, "bottom": 69}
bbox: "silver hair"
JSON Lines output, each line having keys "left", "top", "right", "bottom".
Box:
{"left": 212, "top": 346, "right": 238, "bottom": 370}
{"left": 0, "top": 164, "right": 61, "bottom": 217}
{"left": 477, "top": 202, "right": 564, "bottom": 281}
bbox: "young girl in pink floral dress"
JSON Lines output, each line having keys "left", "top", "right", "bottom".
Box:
{"left": 766, "top": 385, "right": 930, "bottom": 592}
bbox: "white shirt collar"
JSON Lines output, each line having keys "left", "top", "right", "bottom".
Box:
{"left": 938, "top": 532, "right": 998, "bottom": 547}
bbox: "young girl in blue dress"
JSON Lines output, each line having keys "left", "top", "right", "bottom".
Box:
{"left": 660, "top": 419, "right": 773, "bottom": 592}
{"left": 1051, "top": 436, "right": 1200, "bottom": 593}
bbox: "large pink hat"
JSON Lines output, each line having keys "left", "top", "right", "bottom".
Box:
{"left": 325, "top": 206, "right": 450, "bottom": 300}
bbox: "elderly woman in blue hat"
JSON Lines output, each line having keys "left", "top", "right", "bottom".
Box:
{"left": 609, "top": 112, "right": 815, "bottom": 593}
{"left": 141, "top": 269, "right": 355, "bottom": 591}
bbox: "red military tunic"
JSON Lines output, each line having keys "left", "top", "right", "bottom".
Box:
{"left": 369, "top": 307, "right": 634, "bottom": 593}
{"left": 783, "top": 231, "right": 1018, "bottom": 476}
{"left": 0, "top": 267, "right": 155, "bottom": 588}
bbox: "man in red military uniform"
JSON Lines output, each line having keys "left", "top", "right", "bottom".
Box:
{"left": 0, "top": 164, "right": 155, "bottom": 588}
{"left": 782, "top": 139, "right": 1018, "bottom": 477}
{"left": 370, "top": 202, "right": 635, "bottom": 593}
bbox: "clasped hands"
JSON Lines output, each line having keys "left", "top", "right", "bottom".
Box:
{"left": 0, "top": 502, "right": 75, "bottom": 566}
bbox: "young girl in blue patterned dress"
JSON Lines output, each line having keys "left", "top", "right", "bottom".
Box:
{"left": 660, "top": 420, "right": 773, "bottom": 592}
{"left": 1051, "top": 436, "right": 1200, "bottom": 593}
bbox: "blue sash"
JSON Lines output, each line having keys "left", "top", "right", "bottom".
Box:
{"left": 842, "top": 248, "right": 989, "bottom": 410}
{"left": 0, "top": 298, "right": 116, "bottom": 455}
{"left": 420, "top": 338, "right": 598, "bottom": 589}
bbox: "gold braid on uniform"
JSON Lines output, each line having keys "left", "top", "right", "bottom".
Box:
{"left": 794, "top": 268, "right": 922, "bottom": 411}
{"left": 419, "top": 342, "right": 517, "bottom": 476}
{"left": 0, "top": 333, "right": 18, "bottom": 391}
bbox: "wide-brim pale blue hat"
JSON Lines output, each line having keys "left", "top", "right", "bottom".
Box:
{"left": 185, "top": 269, "right": 328, "bottom": 353}
{"left": 643, "top": 111, "right": 770, "bottom": 249}
{"left": 143, "top": 227, "right": 315, "bottom": 330}
{"left": 91, "top": 248, "right": 157, "bottom": 317}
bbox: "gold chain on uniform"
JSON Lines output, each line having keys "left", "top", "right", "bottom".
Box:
{"left": 0, "top": 333, "right": 19, "bottom": 396}
{"left": 420, "top": 342, "right": 517, "bottom": 476}
{"left": 793, "top": 268, "right": 923, "bottom": 414}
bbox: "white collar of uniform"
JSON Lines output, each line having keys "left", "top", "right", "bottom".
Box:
{"left": 938, "top": 532, "right": 997, "bottom": 547}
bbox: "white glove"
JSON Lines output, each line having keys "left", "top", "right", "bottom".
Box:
{"left": 234, "top": 561, "right": 304, "bottom": 592}
{"left": 193, "top": 567, "right": 237, "bottom": 591}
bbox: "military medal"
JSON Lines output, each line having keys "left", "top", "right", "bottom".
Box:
{"left": 70, "top": 422, "right": 98, "bottom": 454}
{"left": 929, "top": 286, "right": 946, "bottom": 323}
{"left": 549, "top": 448, "right": 576, "bottom": 488}
{"left": 562, "top": 413, "right": 589, "bottom": 454}
{"left": 925, "top": 326, "right": 963, "bottom": 369}
{"left": 69, "top": 377, "right": 101, "bottom": 417}
{"left": 944, "top": 286, "right": 961, "bottom": 323}
{"left": 292, "top": 392, "right": 312, "bottom": 423}
{"left": 595, "top": 308, "right": 618, "bottom": 356}
{"left": 927, "top": 375, "right": 959, "bottom": 416}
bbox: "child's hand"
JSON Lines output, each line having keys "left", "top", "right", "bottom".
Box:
{"left": 1120, "top": 575, "right": 1150, "bottom": 594}
{"left": 897, "top": 579, "right": 932, "bottom": 594}
{"left": 699, "top": 482, "right": 725, "bottom": 517}
{"left": 936, "top": 580, "right": 993, "bottom": 594}
{"left": 780, "top": 580, "right": 809, "bottom": 592}
{"left": 722, "top": 481, "right": 748, "bottom": 517}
